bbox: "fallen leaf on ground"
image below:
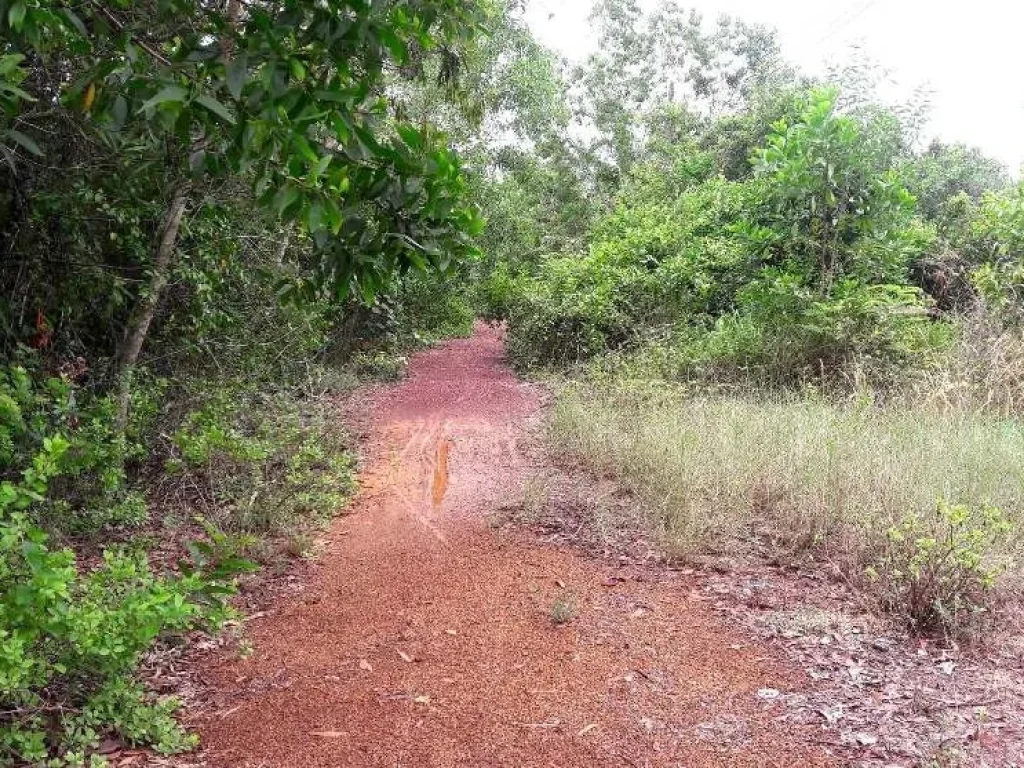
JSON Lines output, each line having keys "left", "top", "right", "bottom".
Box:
{"left": 578, "top": 723, "right": 598, "bottom": 736}
{"left": 358, "top": 659, "right": 373, "bottom": 672}
{"left": 309, "top": 731, "right": 347, "bottom": 738}
{"left": 397, "top": 650, "right": 414, "bottom": 663}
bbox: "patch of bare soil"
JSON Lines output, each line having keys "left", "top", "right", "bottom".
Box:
{"left": 187, "top": 323, "right": 830, "bottom": 767}
{"left": 534, "top": 457, "right": 1024, "bottom": 768}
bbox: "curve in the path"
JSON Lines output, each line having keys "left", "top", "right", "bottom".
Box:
{"left": 195, "top": 323, "right": 830, "bottom": 768}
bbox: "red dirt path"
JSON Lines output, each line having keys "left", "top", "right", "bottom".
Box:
{"left": 194, "top": 323, "right": 831, "bottom": 767}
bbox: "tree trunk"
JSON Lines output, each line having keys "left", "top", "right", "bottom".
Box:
{"left": 113, "top": 182, "right": 191, "bottom": 432}
{"left": 275, "top": 224, "right": 293, "bottom": 266}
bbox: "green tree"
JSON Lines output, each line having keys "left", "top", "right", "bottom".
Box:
{"left": 1, "top": 0, "right": 485, "bottom": 427}
{"left": 903, "top": 140, "right": 1009, "bottom": 221}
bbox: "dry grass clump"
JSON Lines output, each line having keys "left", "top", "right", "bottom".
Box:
{"left": 912, "top": 311, "right": 1024, "bottom": 416}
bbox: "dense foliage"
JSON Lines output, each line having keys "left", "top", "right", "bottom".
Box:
{"left": 468, "top": 0, "right": 1022, "bottom": 638}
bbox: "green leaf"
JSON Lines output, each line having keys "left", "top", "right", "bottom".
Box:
{"left": 0, "top": 82, "right": 36, "bottom": 103}
{"left": 5, "top": 129, "right": 42, "bottom": 156}
{"left": 323, "top": 196, "right": 342, "bottom": 234}
{"left": 225, "top": 55, "right": 248, "bottom": 100}
{"left": 397, "top": 124, "right": 423, "bottom": 151}
{"left": 194, "top": 94, "right": 236, "bottom": 125}
{"left": 273, "top": 185, "right": 301, "bottom": 218}
{"left": 378, "top": 28, "right": 408, "bottom": 63}
{"left": 8, "top": 3, "right": 26, "bottom": 30}
{"left": 310, "top": 154, "right": 332, "bottom": 181}
{"left": 61, "top": 8, "right": 88, "bottom": 37}
{"left": 307, "top": 200, "right": 324, "bottom": 232}
{"left": 0, "top": 54, "right": 25, "bottom": 76}
{"left": 291, "top": 134, "right": 318, "bottom": 164}
{"left": 138, "top": 85, "right": 188, "bottom": 113}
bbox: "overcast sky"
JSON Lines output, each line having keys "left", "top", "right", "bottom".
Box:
{"left": 523, "top": 0, "right": 1024, "bottom": 174}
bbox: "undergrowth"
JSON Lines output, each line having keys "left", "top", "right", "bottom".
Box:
{"left": 549, "top": 373, "right": 1022, "bottom": 638}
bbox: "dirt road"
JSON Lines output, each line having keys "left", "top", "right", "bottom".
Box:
{"left": 195, "top": 323, "right": 829, "bottom": 767}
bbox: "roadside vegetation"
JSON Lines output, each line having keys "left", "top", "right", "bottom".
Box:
{"left": 472, "top": 2, "right": 1024, "bottom": 642}
{"left": 1, "top": 0, "right": 1022, "bottom": 763}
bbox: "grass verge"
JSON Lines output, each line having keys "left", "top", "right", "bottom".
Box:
{"left": 549, "top": 379, "right": 1022, "bottom": 636}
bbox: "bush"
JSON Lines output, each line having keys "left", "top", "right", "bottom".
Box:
{"left": 164, "top": 392, "right": 355, "bottom": 537}
{"left": 396, "top": 273, "right": 475, "bottom": 344}
{"left": 690, "top": 278, "right": 949, "bottom": 386}
{"left": 474, "top": 261, "right": 525, "bottom": 323}
{"left": 867, "top": 500, "right": 1012, "bottom": 637}
{"left": 506, "top": 254, "right": 659, "bottom": 369}
{"left": 0, "top": 363, "right": 147, "bottom": 537}
{"left": 0, "top": 435, "right": 249, "bottom": 765}
{"left": 504, "top": 90, "right": 942, "bottom": 381}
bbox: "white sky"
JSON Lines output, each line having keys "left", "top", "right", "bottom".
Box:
{"left": 524, "top": 0, "right": 1024, "bottom": 175}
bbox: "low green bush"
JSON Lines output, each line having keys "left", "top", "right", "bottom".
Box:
{"left": 0, "top": 431, "right": 249, "bottom": 765}
{"left": 867, "top": 500, "right": 1013, "bottom": 637}
{"left": 474, "top": 261, "right": 525, "bottom": 323}
{"left": 165, "top": 392, "right": 355, "bottom": 537}
{"left": 396, "top": 274, "right": 475, "bottom": 344}
{"left": 0, "top": 363, "right": 148, "bottom": 537}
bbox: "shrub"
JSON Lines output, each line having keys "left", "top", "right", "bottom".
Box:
{"left": 396, "top": 273, "right": 475, "bottom": 344}
{"left": 0, "top": 363, "right": 147, "bottom": 537}
{"left": 867, "top": 501, "right": 1013, "bottom": 637}
{"left": 0, "top": 435, "right": 249, "bottom": 765}
{"left": 549, "top": 595, "right": 576, "bottom": 625}
{"left": 475, "top": 261, "right": 525, "bottom": 322}
{"left": 504, "top": 90, "right": 943, "bottom": 381}
{"left": 506, "top": 254, "right": 658, "bottom": 369}
{"left": 165, "top": 392, "right": 355, "bottom": 537}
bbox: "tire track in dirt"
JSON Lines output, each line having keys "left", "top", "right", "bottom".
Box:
{"left": 193, "top": 323, "right": 831, "bottom": 767}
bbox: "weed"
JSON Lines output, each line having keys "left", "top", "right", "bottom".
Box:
{"left": 549, "top": 595, "right": 577, "bottom": 625}
{"left": 867, "top": 501, "right": 1012, "bottom": 637}
{"left": 550, "top": 380, "right": 1022, "bottom": 635}
{"left": 284, "top": 531, "right": 317, "bottom": 559}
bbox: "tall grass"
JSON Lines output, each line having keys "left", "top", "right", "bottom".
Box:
{"left": 913, "top": 311, "right": 1024, "bottom": 416}
{"left": 550, "top": 382, "right": 1024, "bottom": 573}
